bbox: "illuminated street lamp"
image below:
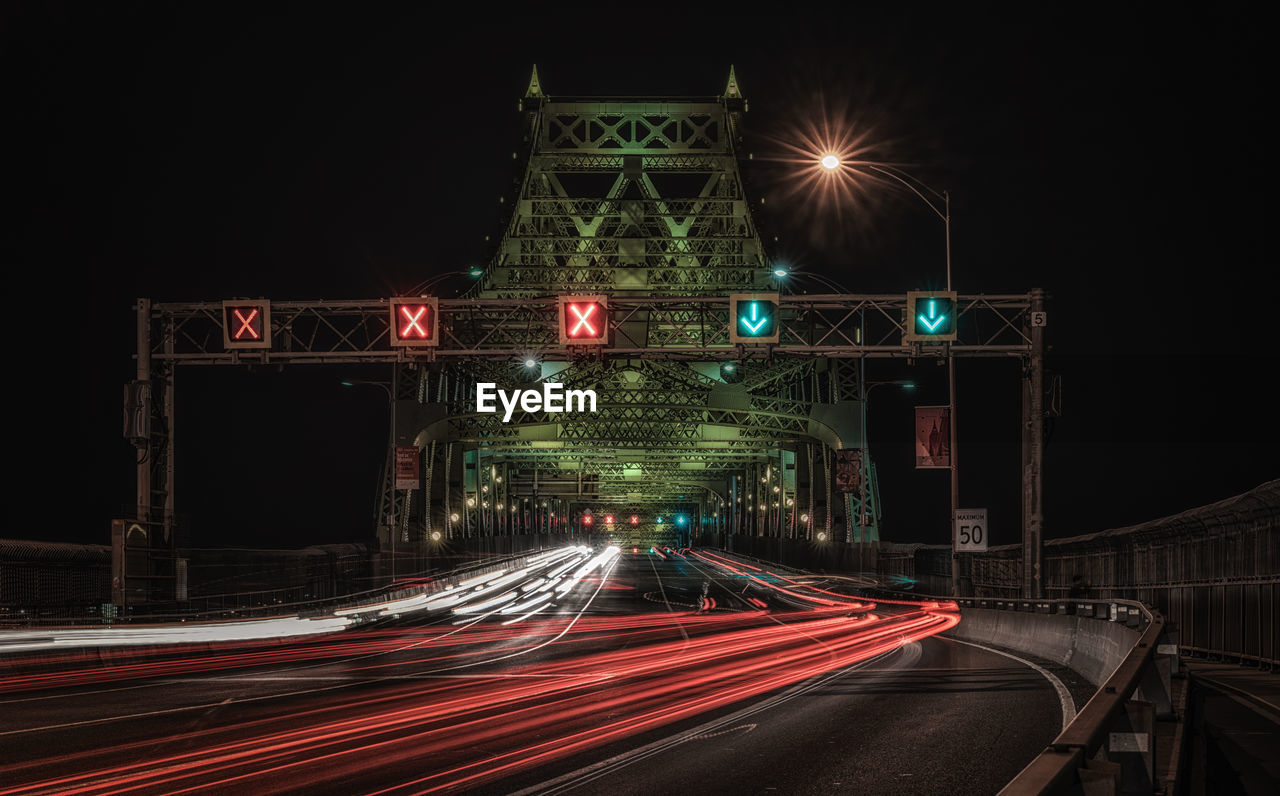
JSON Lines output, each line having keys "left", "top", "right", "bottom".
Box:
{"left": 410, "top": 266, "right": 485, "bottom": 295}
{"left": 820, "top": 154, "right": 840, "bottom": 170}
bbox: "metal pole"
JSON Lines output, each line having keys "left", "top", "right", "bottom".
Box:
{"left": 944, "top": 191, "right": 952, "bottom": 291}
{"left": 1027, "top": 288, "right": 1046, "bottom": 598}
{"left": 946, "top": 191, "right": 961, "bottom": 599}
{"left": 136, "top": 299, "right": 150, "bottom": 523}
{"left": 1021, "top": 365, "right": 1032, "bottom": 597}
{"left": 860, "top": 348, "right": 868, "bottom": 574}
{"left": 389, "top": 388, "right": 396, "bottom": 584}
{"left": 163, "top": 324, "right": 176, "bottom": 546}
{"left": 949, "top": 356, "right": 960, "bottom": 597}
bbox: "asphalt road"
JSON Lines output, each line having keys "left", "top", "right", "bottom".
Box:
{"left": 0, "top": 549, "right": 1073, "bottom": 794}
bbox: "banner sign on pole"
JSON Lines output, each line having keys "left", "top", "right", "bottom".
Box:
{"left": 914, "top": 406, "right": 951, "bottom": 469}
{"left": 834, "top": 449, "right": 863, "bottom": 493}
{"left": 395, "top": 446, "right": 420, "bottom": 490}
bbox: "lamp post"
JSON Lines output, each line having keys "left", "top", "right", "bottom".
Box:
{"left": 821, "top": 157, "right": 960, "bottom": 596}
{"left": 859, "top": 378, "right": 915, "bottom": 573}
{"left": 408, "top": 266, "right": 486, "bottom": 296}
{"left": 341, "top": 378, "right": 397, "bottom": 584}
{"left": 792, "top": 271, "right": 855, "bottom": 294}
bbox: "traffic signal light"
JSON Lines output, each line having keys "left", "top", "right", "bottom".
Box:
{"left": 904, "top": 291, "right": 957, "bottom": 342}
{"left": 558, "top": 296, "right": 608, "bottom": 345}
{"left": 630, "top": 515, "right": 640, "bottom": 525}
{"left": 729, "top": 293, "right": 780, "bottom": 344}
{"left": 604, "top": 514, "right": 615, "bottom": 525}
{"left": 389, "top": 298, "right": 439, "bottom": 347}
{"left": 222, "top": 300, "right": 272, "bottom": 349}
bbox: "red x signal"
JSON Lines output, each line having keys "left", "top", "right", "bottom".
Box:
{"left": 558, "top": 295, "right": 608, "bottom": 345}
{"left": 231, "top": 308, "right": 260, "bottom": 340}
{"left": 569, "top": 303, "right": 597, "bottom": 336}
{"left": 389, "top": 298, "right": 439, "bottom": 347}
{"left": 222, "top": 301, "right": 272, "bottom": 349}
{"left": 399, "top": 305, "right": 429, "bottom": 338}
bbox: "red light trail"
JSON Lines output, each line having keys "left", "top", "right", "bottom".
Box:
{"left": 0, "top": 551, "right": 957, "bottom": 794}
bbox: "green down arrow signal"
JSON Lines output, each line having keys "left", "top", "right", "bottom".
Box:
{"left": 740, "top": 302, "right": 770, "bottom": 334}
{"left": 918, "top": 299, "right": 947, "bottom": 333}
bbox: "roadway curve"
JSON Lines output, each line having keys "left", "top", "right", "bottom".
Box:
{"left": 0, "top": 548, "right": 1070, "bottom": 795}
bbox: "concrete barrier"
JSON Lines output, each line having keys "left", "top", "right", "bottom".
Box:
{"left": 947, "top": 605, "right": 1142, "bottom": 686}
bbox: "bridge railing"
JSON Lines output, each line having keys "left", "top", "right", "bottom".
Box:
{"left": 963, "top": 598, "right": 1178, "bottom": 796}
{"left": 881, "top": 479, "right": 1280, "bottom": 668}
{"left": 0, "top": 535, "right": 569, "bottom": 627}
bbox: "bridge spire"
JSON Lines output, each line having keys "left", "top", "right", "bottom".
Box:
{"left": 723, "top": 64, "right": 743, "bottom": 100}
{"left": 525, "top": 64, "right": 544, "bottom": 99}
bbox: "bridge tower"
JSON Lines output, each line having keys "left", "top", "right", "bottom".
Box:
{"left": 383, "top": 68, "right": 881, "bottom": 556}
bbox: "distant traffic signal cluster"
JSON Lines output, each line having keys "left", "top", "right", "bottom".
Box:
{"left": 575, "top": 511, "right": 690, "bottom": 527}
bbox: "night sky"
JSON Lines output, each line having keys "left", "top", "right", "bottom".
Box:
{"left": 12, "top": 6, "right": 1273, "bottom": 550}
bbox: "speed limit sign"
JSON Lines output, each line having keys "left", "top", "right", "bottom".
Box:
{"left": 954, "top": 508, "right": 988, "bottom": 552}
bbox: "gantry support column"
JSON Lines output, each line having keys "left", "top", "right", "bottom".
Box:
{"left": 1022, "top": 288, "right": 1047, "bottom": 598}
{"left": 135, "top": 299, "right": 151, "bottom": 524}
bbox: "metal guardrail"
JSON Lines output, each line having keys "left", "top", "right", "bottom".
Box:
{"left": 970, "top": 598, "right": 1179, "bottom": 795}
{"left": 0, "top": 552, "right": 540, "bottom": 630}
{"left": 710, "top": 554, "right": 1180, "bottom": 793}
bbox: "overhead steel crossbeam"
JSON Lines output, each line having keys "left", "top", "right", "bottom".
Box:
{"left": 510, "top": 458, "right": 765, "bottom": 475}
{"left": 141, "top": 294, "right": 1035, "bottom": 363}
{"left": 470, "top": 74, "right": 764, "bottom": 298}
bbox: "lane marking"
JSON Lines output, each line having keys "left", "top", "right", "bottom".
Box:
{"left": 688, "top": 723, "right": 756, "bottom": 741}
{"left": 646, "top": 552, "right": 690, "bottom": 644}
{"left": 942, "top": 636, "right": 1077, "bottom": 731}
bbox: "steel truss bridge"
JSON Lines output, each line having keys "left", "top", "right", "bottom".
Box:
{"left": 127, "top": 67, "right": 1049, "bottom": 600}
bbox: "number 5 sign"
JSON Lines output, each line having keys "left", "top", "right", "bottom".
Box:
{"left": 954, "top": 508, "right": 988, "bottom": 552}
